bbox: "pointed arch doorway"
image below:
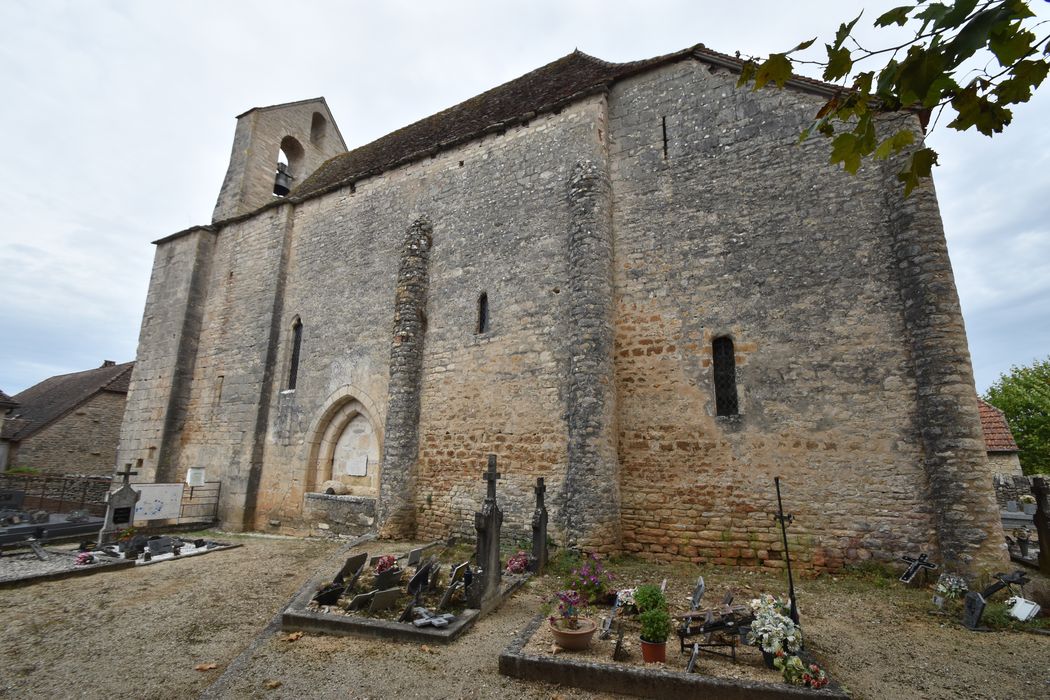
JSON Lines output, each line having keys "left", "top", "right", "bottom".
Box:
{"left": 306, "top": 390, "right": 382, "bottom": 497}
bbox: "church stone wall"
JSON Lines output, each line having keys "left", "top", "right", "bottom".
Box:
{"left": 607, "top": 60, "right": 949, "bottom": 572}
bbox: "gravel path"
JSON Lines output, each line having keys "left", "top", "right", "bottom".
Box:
{"left": 1, "top": 534, "right": 1047, "bottom": 700}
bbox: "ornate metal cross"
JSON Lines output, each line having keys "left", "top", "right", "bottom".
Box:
{"left": 899, "top": 553, "right": 938, "bottom": 583}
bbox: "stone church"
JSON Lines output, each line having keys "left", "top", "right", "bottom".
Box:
{"left": 118, "top": 43, "right": 1006, "bottom": 572}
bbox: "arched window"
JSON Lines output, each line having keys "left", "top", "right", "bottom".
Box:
{"left": 310, "top": 112, "right": 328, "bottom": 146}
{"left": 274, "top": 136, "right": 305, "bottom": 197}
{"left": 288, "top": 318, "right": 303, "bottom": 390}
{"left": 477, "top": 292, "right": 489, "bottom": 334}
{"left": 712, "top": 336, "right": 738, "bottom": 416}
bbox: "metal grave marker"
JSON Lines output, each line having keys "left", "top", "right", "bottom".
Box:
{"left": 899, "top": 552, "right": 938, "bottom": 583}
{"left": 530, "top": 477, "right": 549, "bottom": 574}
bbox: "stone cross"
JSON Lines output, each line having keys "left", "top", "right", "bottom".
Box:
{"left": 1032, "top": 477, "right": 1050, "bottom": 575}
{"left": 468, "top": 454, "right": 503, "bottom": 612}
{"left": 530, "top": 477, "right": 548, "bottom": 574}
{"left": 899, "top": 553, "right": 938, "bottom": 583}
{"left": 97, "top": 464, "right": 141, "bottom": 547}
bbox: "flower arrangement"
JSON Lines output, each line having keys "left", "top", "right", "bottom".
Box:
{"left": 117, "top": 526, "right": 137, "bottom": 542}
{"left": 615, "top": 588, "right": 636, "bottom": 608}
{"left": 505, "top": 550, "right": 529, "bottom": 574}
{"left": 774, "top": 653, "right": 829, "bottom": 689}
{"left": 567, "top": 552, "right": 615, "bottom": 603}
{"left": 747, "top": 595, "right": 802, "bottom": 654}
{"left": 1019, "top": 494, "right": 1036, "bottom": 505}
{"left": 550, "top": 589, "right": 587, "bottom": 630}
{"left": 934, "top": 573, "right": 968, "bottom": 601}
{"left": 373, "top": 554, "right": 397, "bottom": 574}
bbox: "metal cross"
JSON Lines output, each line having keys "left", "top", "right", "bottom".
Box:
{"left": 483, "top": 454, "right": 500, "bottom": 500}
{"left": 534, "top": 477, "right": 546, "bottom": 506}
{"left": 115, "top": 464, "right": 138, "bottom": 485}
{"left": 899, "top": 553, "right": 938, "bottom": 583}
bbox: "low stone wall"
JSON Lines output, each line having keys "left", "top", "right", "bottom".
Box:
{"left": 301, "top": 493, "right": 376, "bottom": 537}
{"left": 0, "top": 474, "right": 111, "bottom": 515}
{"left": 993, "top": 473, "right": 1034, "bottom": 511}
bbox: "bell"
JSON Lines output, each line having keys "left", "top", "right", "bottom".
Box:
{"left": 273, "top": 162, "right": 293, "bottom": 196}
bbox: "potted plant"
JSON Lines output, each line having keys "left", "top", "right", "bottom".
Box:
{"left": 1020, "top": 494, "right": 1038, "bottom": 515}
{"left": 775, "top": 654, "right": 830, "bottom": 689}
{"left": 548, "top": 589, "right": 597, "bottom": 650}
{"left": 567, "top": 552, "right": 616, "bottom": 605}
{"left": 634, "top": 584, "right": 671, "bottom": 663}
{"left": 747, "top": 595, "right": 802, "bottom": 668}
{"left": 372, "top": 554, "right": 403, "bottom": 589}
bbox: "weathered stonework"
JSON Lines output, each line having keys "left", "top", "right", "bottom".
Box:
{"left": 119, "top": 46, "right": 1007, "bottom": 573}
{"left": 8, "top": 392, "right": 127, "bottom": 475}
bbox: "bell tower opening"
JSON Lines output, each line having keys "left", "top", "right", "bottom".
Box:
{"left": 274, "top": 136, "right": 305, "bottom": 197}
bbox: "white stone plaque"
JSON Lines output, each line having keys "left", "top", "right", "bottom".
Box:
{"left": 346, "top": 454, "right": 368, "bottom": 476}
{"left": 133, "top": 483, "right": 184, "bottom": 521}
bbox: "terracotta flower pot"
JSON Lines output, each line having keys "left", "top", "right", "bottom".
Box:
{"left": 549, "top": 618, "right": 597, "bottom": 650}
{"left": 639, "top": 638, "right": 666, "bottom": 663}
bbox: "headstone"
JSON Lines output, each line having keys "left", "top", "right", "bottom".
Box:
{"left": 1006, "top": 500, "right": 1019, "bottom": 512}
{"left": 530, "top": 477, "right": 548, "bottom": 574}
{"left": 686, "top": 643, "right": 700, "bottom": 673}
{"left": 612, "top": 622, "right": 627, "bottom": 661}
{"left": 962, "top": 591, "right": 987, "bottom": 630}
{"left": 1032, "top": 476, "right": 1050, "bottom": 575}
{"left": 466, "top": 455, "right": 502, "bottom": 610}
{"left": 374, "top": 566, "right": 404, "bottom": 590}
{"left": 147, "top": 537, "right": 174, "bottom": 555}
{"left": 346, "top": 591, "right": 375, "bottom": 611}
{"left": 97, "top": 465, "right": 142, "bottom": 546}
{"left": 334, "top": 552, "right": 368, "bottom": 585}
{"left": 368, "top": 587, "right": 402, "bottom": 613}
{"left": 313, "top": 583, "right": 344, "bottom": 606}
{"left": 0, "top": 489, "right": 25, "bottom": 510}
{"left": 406, "top": 547, "right": 424, "bottom": 568}
{"left": 438, "top": 561, "right": 470, "bottom": 611}
{"left": 407, "top": 562, "right": 433, "bottom": 597}
{"left": 690, "top": 576, "right": 706, "bottom": 611}
{"left": 899, "top": 552, "right": 938, "bottom": 583}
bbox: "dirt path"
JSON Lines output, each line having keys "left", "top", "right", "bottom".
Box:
{"left": 1, "top": 535, "right": 1047, "bottom": 700}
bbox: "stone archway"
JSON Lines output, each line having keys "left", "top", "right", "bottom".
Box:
{"left": 305, "top": 387, "right": 383, "bottom": 497}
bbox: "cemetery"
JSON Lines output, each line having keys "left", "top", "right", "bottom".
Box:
{"left": 1, "top": 455, "right": 1048, "bottom": 698}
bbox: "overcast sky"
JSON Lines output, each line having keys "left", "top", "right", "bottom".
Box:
{"left": 0, "top": 0, "right": 1046, "bottom": 395}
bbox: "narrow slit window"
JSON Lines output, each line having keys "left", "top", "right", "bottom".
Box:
{"left": 288, "top": 318, "right": 303, "bottom": 390}
{"left": 477, "top": 293, "right": 489, "bottom": 334}
{"left": 713, "top": 336, "right": 738, "bottom": 416}
{"left": 661, "top": 116, "right": 669, "bottom": 160}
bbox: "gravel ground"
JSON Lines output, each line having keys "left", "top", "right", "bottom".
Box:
{"left": 1, "top": 534, "right": 1048, "bottom": 700}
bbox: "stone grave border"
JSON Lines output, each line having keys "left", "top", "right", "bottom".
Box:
{"left": 499, "top": 614, "right": 852, "bottom": 700}
{"left": 0, "top": 548, "right": 135, "bottom": 588}
{"left": 134, "top": 541, "right": 241, "bottom": 566}
{"left": 280, "top": 541, "right": 528, "bottom": 643}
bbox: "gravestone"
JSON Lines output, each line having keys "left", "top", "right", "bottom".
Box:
{"left": 335, "top": 552, "right": 369, "bottom": 585}
{"left": 0, "top": 489, "right": 25, "bottom": 510}
{"left": 962, "top": 570, "right": 1030, "bottom": 630}
{"left": 346, "top": 591, "right": 375, "bottom": 612}
{"left": 686, "top": 643, "right": 701, "bottom": 673}
{"left": 438, "top": 561, "right": 470, "bottom": 611}
{"left": 467, "top": 455, "right": 502, "bottom": 610}
{"left": 530, "top": 477, "right": 548, "bottom": 574}
{"left": 406, "top": 547, "right": 424, "bottom": 568}
{"left": 899, "top": 552, "right": 938, "bottom": 584}
{"left": 368, "top": 587, "right": 402, "bottom": 613}
{"left": 146, "top": 536, "right": 174, "bottom": 555}
{"left": 1032, "top": 476, "right": 1050, "bottom": 575}
{"left": 690, "top": 576, "right": 706, "bottom": 611}
{"left": 97, "top": 465, "right": 141, "bottom": 547}
{"left": 612, "top": 623, "right": 627, "bottom": 661}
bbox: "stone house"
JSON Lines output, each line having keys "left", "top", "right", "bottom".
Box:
{"left": 118, "top": 44, "right": 1006, "bottom": 572}
{"left": 978, "top": 398, "right": 1022, "bottom": 476}
{"left": 1, "top": 361, "right": 134, "bottom": 475}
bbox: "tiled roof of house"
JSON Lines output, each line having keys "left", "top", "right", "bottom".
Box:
{"left": 0, "top": 390, "right": 17, "bottom": 410}
{"left": 293, "top": 44, "right": 842, "bottom": 201}
{"left": 1, "top": 361, "right": 134, "bottom": 442}
{"left": 977, "top": 398, "right": 1019, "bottom": 453}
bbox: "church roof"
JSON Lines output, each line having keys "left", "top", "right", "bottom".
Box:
{"left": 294, "top": 44, "right": 841, "bottom": 201}
{"left": 1, "top": 361, "right": 134, "bottom": 442}
{"left": 977, "top": 398, "right": 1019, "bottom": 453}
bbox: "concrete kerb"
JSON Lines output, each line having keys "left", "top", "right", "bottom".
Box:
{"left": 201, "top": 532, "right": 376, "bottom": 699}
{"left": 499, "top": 614, "right": 852, "bottom": 700}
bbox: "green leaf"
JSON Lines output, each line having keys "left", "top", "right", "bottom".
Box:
{"left": 817, "top": 120, "right": 835, "bottom": 137}
{"left": 736, "top": 60, "right": 757, "bottom": 88}
{"left": 754, "top": 53, "right": 793, "bottom": 89}
{"left": 915, "top": 2, "right": 950, "bottom": 33}
{"left": 938, "top": 0, "right": 980, "bottom": 30}
{"left": 898, "top": 148, "right": 939, "bottom": 197}
{"left": 989, "top": 23, "right": 1037, "bottom": 67}
{"left": 787, "top": 38, "right": 816, "bottom": 54}
{"left": 897, "top": 45, "right": 947, "bottom": 106}
{"left": 852, "top": 71, "right": 874, "bottom": 95}
{"left": 875, "top": 58, "right": 903, "bottom": 102}
{"left": 947, "top": 5, "right": 1007, "bottom": 64}
{"left": 833, "top": 12, "right": 863, "bottom": 51}
{"left": 830, "top": 133, "right": 862, "bottom": 174}
{"left": 875, "top": 6, "right": 912, "bottom": 27}
{"left": 994, "top": 59, "right": 1050, "bottom": 104}
{"left": 874, "top": 130, "right": 915, "bottom": 159}
{"left": 823, "top": 45, "right": 854, "bottom": 81}
{"left": 949, "top": 86, "right": 1013, "bottom": 135}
